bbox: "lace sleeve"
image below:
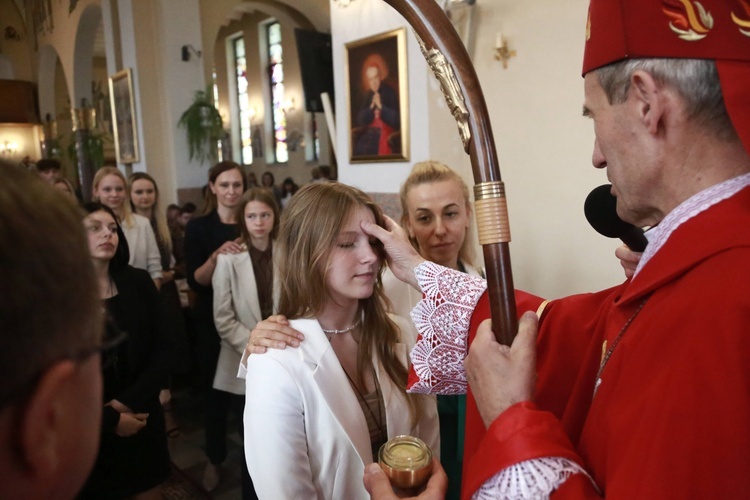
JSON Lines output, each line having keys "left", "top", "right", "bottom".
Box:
{"left": 472, "top": 457, "right": 592, "bottom": 500}
{"left": 408, "top": 261, "right": 487, "bottom": 395}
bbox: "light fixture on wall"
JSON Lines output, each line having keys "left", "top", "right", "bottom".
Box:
{"left": 0, "top": 140, "right": 18, "bottom": 157}
{"left": 282, "top": 98, "right": 296, "bottom": 114}
{"left": 494, "top": 32, "right": 516, "bottom": 69}
{"left": 335, "top": 0, "right": 355, "bottom": 7}
{"left": 181, "top": 44, "right": 203, "bottom": 62}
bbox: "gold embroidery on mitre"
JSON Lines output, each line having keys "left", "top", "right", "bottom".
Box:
{"left": 662, "top": 0, "right": 714, "bottom": 41}
{"left": 731, "top": 0, "right": 750, "bottom": 37}
{"left": 586, "top": 10, "right": 591, "bottom": 41}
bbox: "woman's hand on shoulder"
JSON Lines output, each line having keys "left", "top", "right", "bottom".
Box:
{"left": 210, "top": 238, "right": 244, "bottom": 264}
{"left": 246, "top": 315, "right": 305, "bottom": 355}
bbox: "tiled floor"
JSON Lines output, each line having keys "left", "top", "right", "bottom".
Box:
{"left": 166, "top": 387, "right": 245, "bottom": 499}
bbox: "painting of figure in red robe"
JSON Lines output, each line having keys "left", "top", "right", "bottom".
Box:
{"left": 346, "top": 28, "right": 409, "bottom": 163}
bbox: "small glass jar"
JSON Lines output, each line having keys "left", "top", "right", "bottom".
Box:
{"left": 378, "top": 435, "right": 433, "bottom": 489}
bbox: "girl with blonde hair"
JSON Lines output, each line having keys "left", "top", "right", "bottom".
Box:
{"left": 390, "top": 160, "right": 478, "bottom": 499}
{"left": 129, "top": 171, "right": 189, "bottom": 437}
{"left": 249, "top": 161, "right": 477, "bottom": 498}
{"left": 242, "top": 182, "right": 438, "bottom": 499}
{"left": 398, "top": 160, "right": 475, "bottom": 270}
{"left": 93, "top": 167, "right": 162, "bottom": 286}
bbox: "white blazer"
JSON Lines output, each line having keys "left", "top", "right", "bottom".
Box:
{"left": 212, "top": 250, "right": 267, "bottom": 394}
{"left": 243, "top": 317, "right": 439, "bottom": 500}
{"left": 122, "top": 213, "right": 162, "bottom": 280}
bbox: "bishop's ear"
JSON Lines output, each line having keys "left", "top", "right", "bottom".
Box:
{"left": 630, "top": 70, "right": 666, "bottom": 135}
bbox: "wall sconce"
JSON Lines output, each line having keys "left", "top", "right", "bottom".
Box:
{"left": 181, "top": 44, "right": 202, "bottom": 62}
{"left": 0, "top": 141, "right": 19, "bottom": 157}
{"left": 282, "top": 98, "right": 296, "bottom": 114}
{"left": 494, "top": 32, "right": 516, "bottom": 69}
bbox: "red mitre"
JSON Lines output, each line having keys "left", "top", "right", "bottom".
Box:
{"left": 583, "top": 0, "right": 750, "bottom": 155}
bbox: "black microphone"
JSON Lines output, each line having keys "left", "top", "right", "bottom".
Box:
{"left": 584, "top": 184, "right": 648, "bottom": 252}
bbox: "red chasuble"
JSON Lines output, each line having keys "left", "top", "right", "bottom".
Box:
{"left": 463, "top": 187, "right": 750, "bottom": 498}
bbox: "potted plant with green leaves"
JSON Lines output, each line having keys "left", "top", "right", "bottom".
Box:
{"left": 179, "top": 86, "right": 224, "bottom": 163}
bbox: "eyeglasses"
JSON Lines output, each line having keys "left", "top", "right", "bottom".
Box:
{"left": 0, "top": 316, "right": 127, "bottom": 409}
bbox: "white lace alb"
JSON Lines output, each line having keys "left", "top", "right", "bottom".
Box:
{"left": 634, "top": 173, "right": 750, "bottom": 277}
{"left": 408, "top": 263, "right": 599, "bottom": 498}
{"left": 472, "top": 457, "right": 592, "bottom": 500}
{"left": 408, "top": 261, "right": 486, "bottom": 394}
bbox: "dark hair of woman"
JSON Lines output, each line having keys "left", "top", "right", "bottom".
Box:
{"left": 203, "top": 161, "right": 246, "bottom": 214}
{"left": 81, "top": 202, "right": 130, "bottom": 273}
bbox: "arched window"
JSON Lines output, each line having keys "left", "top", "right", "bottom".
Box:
{"left": 267, "top": 21, "right": 287, "bottom": 163}
{"left": 233, "top": 35, "right": 253, "bottom": 165}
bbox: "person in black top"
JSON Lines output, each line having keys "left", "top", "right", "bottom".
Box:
{"left": 78, "top": 202, "right": 172, "bottom": 500}
{"left": 184, "top": 161, "right": 249, "bottom": 493}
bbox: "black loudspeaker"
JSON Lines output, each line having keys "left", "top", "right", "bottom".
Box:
{"left": 294, "top": 29, "right": 334, "bottom": 113}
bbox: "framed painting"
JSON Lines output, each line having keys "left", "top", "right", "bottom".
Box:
{"left": 108, "top": 68, "right": 139, "bottom": 164}
{"left": 345, "top": 28, "right": 409, "bottom": 163}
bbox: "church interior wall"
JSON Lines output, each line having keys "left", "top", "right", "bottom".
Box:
{"left": 4, "top": 0, "right": 629, "bottom": 299}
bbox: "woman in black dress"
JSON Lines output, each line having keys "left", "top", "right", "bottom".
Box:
{"left": 78, "top": 203, "right": 172, "bottom": 500}
{"left": 184, "top": 161, "right": 251, "bottom": 494}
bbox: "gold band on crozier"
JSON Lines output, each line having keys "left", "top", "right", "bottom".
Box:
{"left": 474, "top": 181, "right": 511, "bottom": 244}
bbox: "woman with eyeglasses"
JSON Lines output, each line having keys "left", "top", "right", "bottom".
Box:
{"left": 78, "top": 202, "right": 173, "bottom": 500}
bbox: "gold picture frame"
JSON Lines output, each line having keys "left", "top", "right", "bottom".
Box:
{"left": 108, "top": 68, "right": 139, "bottom": 164}
{"left": 345, "top": 28, "right": 409, "bottom": 163}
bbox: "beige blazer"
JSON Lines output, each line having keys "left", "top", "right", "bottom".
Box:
{"left": 243, "top": 317, "right": 439, "bottom": 500}
{"left": 212, "top": 250, "right": 269, "bottom": 394}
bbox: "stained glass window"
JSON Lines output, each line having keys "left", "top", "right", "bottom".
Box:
{"left": 211, "top": 68, "right": 223, "bottom": 162}
{"left": 233, "top": 36, "right": 252, "bottom": 165}
{"left": 267, "top": 22, "right": 288, "bottom": 163}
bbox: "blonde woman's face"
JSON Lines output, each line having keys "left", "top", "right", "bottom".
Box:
{"left": 94, "top": 174, "right": 126, "bottom": 211}
{"left": 404, "top": 179, "right": 470, "bottom": 269}
{"left": 325, "top": 206, "right": 379, "bottom": 307}
{"left": 130, "top": 178, "right": 156, "bottom": 211}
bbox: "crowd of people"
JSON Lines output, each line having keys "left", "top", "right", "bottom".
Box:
{"left": 8, "top": 158, "right": 328, "bottom": 498}
{"left": 3, "top": 1, "right": 749, "bottom": 498}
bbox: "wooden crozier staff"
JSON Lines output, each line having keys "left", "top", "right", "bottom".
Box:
{"left": 383, "top": 0, "right": 517, "bottom": 346}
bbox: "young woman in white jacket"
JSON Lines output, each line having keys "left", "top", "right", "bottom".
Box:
{"left": 241, "top": 182, "right": 438, "bottom": 499}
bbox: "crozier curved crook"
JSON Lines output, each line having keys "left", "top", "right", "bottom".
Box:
{"left": 383, "top": 0, "right": 517, "bottom": 345}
